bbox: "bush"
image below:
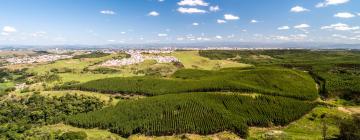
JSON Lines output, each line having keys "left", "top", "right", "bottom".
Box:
{"left": 339, "top": 114, "right": 360, "bottom": 140}
{"left": 73, "top": 52, "right": 109, "bottom": 59}
{"left": 60, "top": 131, "right": 87, "bottom": 140}
{"left": 88, "top": 67, "right": 119, "bottom": 74}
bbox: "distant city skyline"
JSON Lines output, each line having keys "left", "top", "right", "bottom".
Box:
{"left": 1, "top": 0, "right": 360, "bottom": 45}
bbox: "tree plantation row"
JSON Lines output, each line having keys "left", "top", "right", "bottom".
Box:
{"left": 66, "top": 93, "right": 315, "bottom": 138}
{"left": 60, "top": 68, "right": 318, "bottom": 100}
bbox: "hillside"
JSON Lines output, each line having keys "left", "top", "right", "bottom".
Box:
{"left": 62, "top": 68, "right": 318, "bottom": 100}
{"left": 66, "top": 93, "right": 315, "bottom": 137}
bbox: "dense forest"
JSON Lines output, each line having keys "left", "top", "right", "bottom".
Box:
{"left": 0, "top": 93, "right": 104, "bottom": 139}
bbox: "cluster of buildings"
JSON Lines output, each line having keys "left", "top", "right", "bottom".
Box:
{"left": 6, "top": 54, "right": 72, "bottom": 65}
{"left": 101, "top": 50, "right": 179, "bottom": 67}
{"left": 140, "top": 50, "right": 174, "bottom": 54}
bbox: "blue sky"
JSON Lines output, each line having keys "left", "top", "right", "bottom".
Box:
{"left": 0, "top": 0, "right": 360, "bottom": 45}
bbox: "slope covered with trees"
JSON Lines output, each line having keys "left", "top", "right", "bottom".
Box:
{"left": 67, "top": 93, "right": 315, "bottom": 138}
{"left": 199, "top": 50, "right": 360, "bottom": 104}
{"left": 61, "top": 68, "right": 318, "bottom": 100}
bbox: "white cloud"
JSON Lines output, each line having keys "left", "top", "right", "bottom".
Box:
{"left": 332, "top": 34, "right": 348, "bottom": 39}
{"left": 53, "top": 36, "right": 66, "bottom": 42}
{"left": 278, "top": 26, "right": 290, "bottom": 30}
{"left": 321, "top": 23, "right": 359, "bottom": 31}
{"left": 294, "top": 24, "right": 310, "bottom": 29}
{"left": 217, "top": 19, "right": 226, "bottom": 24}
{"left": 334, "top": 12, "right": 355, "bottom": 18}
{"left": 331, "top": 34, "right": 360, "bottom": 40}
{"left": 224, "top": 14, "right": 239, "bottom": 20}
{"left": 158, "top": 33, "right": 168, "bottom": 37}
{"left": 100, "top": 10, "right": 116, "bottom": 15}
{"left": 3, "top": 26, "right": 17, "bottom": 33}
{"left": 227, "top": 34, "right": 235, "bottom": 38}
{"left": 177, "top": 37, "right": 185, "bottom": 41}
{"left": 272, "top": 36, "right": 290, "bottom": 41}
{"left": 358, "top": 13, "right": 360, "bottom": 16}
{"left": 158, "top": 0, "right": 165, "bottom": 2}
{"left": 1, "top": 32, "right": 9, "bottom": 36}
{"left": 177, "top": 7, "right": 206, "bottom": 14}
{"left": 148, "top": 11, "right": 160, "bottom": 16}
{"left": 121, "top": 32, "right": 126, "bottom": 34}
{"left": 107, "top": 40, "right": 116, "bottom": 42}
{"left": 215, "top": 35, "right": 222, "bottom": 39}
{"left": 250, "top": 20, "right": 258, "bottom": 23}
{"left": 177, "top": 0, "right": 209, "bottom": 6}
{"left": 31, "top": 31, "right": 47, "bottom": 37}
{"left": 316, "top": 0, "right": 350, "bottom": 8}
{"left": 271, "top": 34, "right": 307, "bottom": 41}
{"left": 209, "top": 5, "right": 220, "bottom": 12}
{"left": 290, "top": 6, "right": 310, "bottom": 13}
{"left": 192, "top": 22, "right": 199, "bottom": 26}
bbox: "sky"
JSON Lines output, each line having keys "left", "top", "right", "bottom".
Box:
{"left": 0, "top": 0, "right": 360, "bottom": 45}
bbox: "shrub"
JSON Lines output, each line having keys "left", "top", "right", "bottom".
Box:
{"left": 60, "top": 131, "right": 87, "bottom": 140}
{"left": 339, "top": 114, "right": 360, "bottom": 140}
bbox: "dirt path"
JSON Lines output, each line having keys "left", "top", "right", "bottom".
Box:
{"left": 338, "top": 106, "right": 360, "bottom": 114}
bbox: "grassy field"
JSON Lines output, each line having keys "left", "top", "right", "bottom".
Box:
{"left": 28, "top": 59, "right": 90, "bottom": 74}
{"left": 172, "top": 51, "right": 251, "bottom": 70}
{"left": 0, "top": 82, "right": 14, "bottom": 91}
{"left": 128, "top": 131, "right": 240, "bottom": 140}
{"left": 27, "top": 52, "right": 129, "bottom": 74}
{"left": 43, "top": 90, "right": 121, "bottom": 105}
{"left": 33, "top": 124, "right": 241, "bottom": 140}
{"left": 0, "top": 50, "right": 36, "bottom": 57}
{"left": 31, "top": 123, "right": 126, "bottom": 140}
{"left": 28, "top": 57, "right": 106, "bottom": 75}
{"left": 59, "top": 73, "right": 135, "bottom": 83}
{"left": 105, "top": 60, "right": 180, "bottom": 77}
{"left": 248, "top": 106, "right": 351, "bottom": 140}
{"left": 0, "top": 82, "right": 14, "bottom": 95}
{"left": 18, "top": 90, "right": 119, "bottom": 105}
